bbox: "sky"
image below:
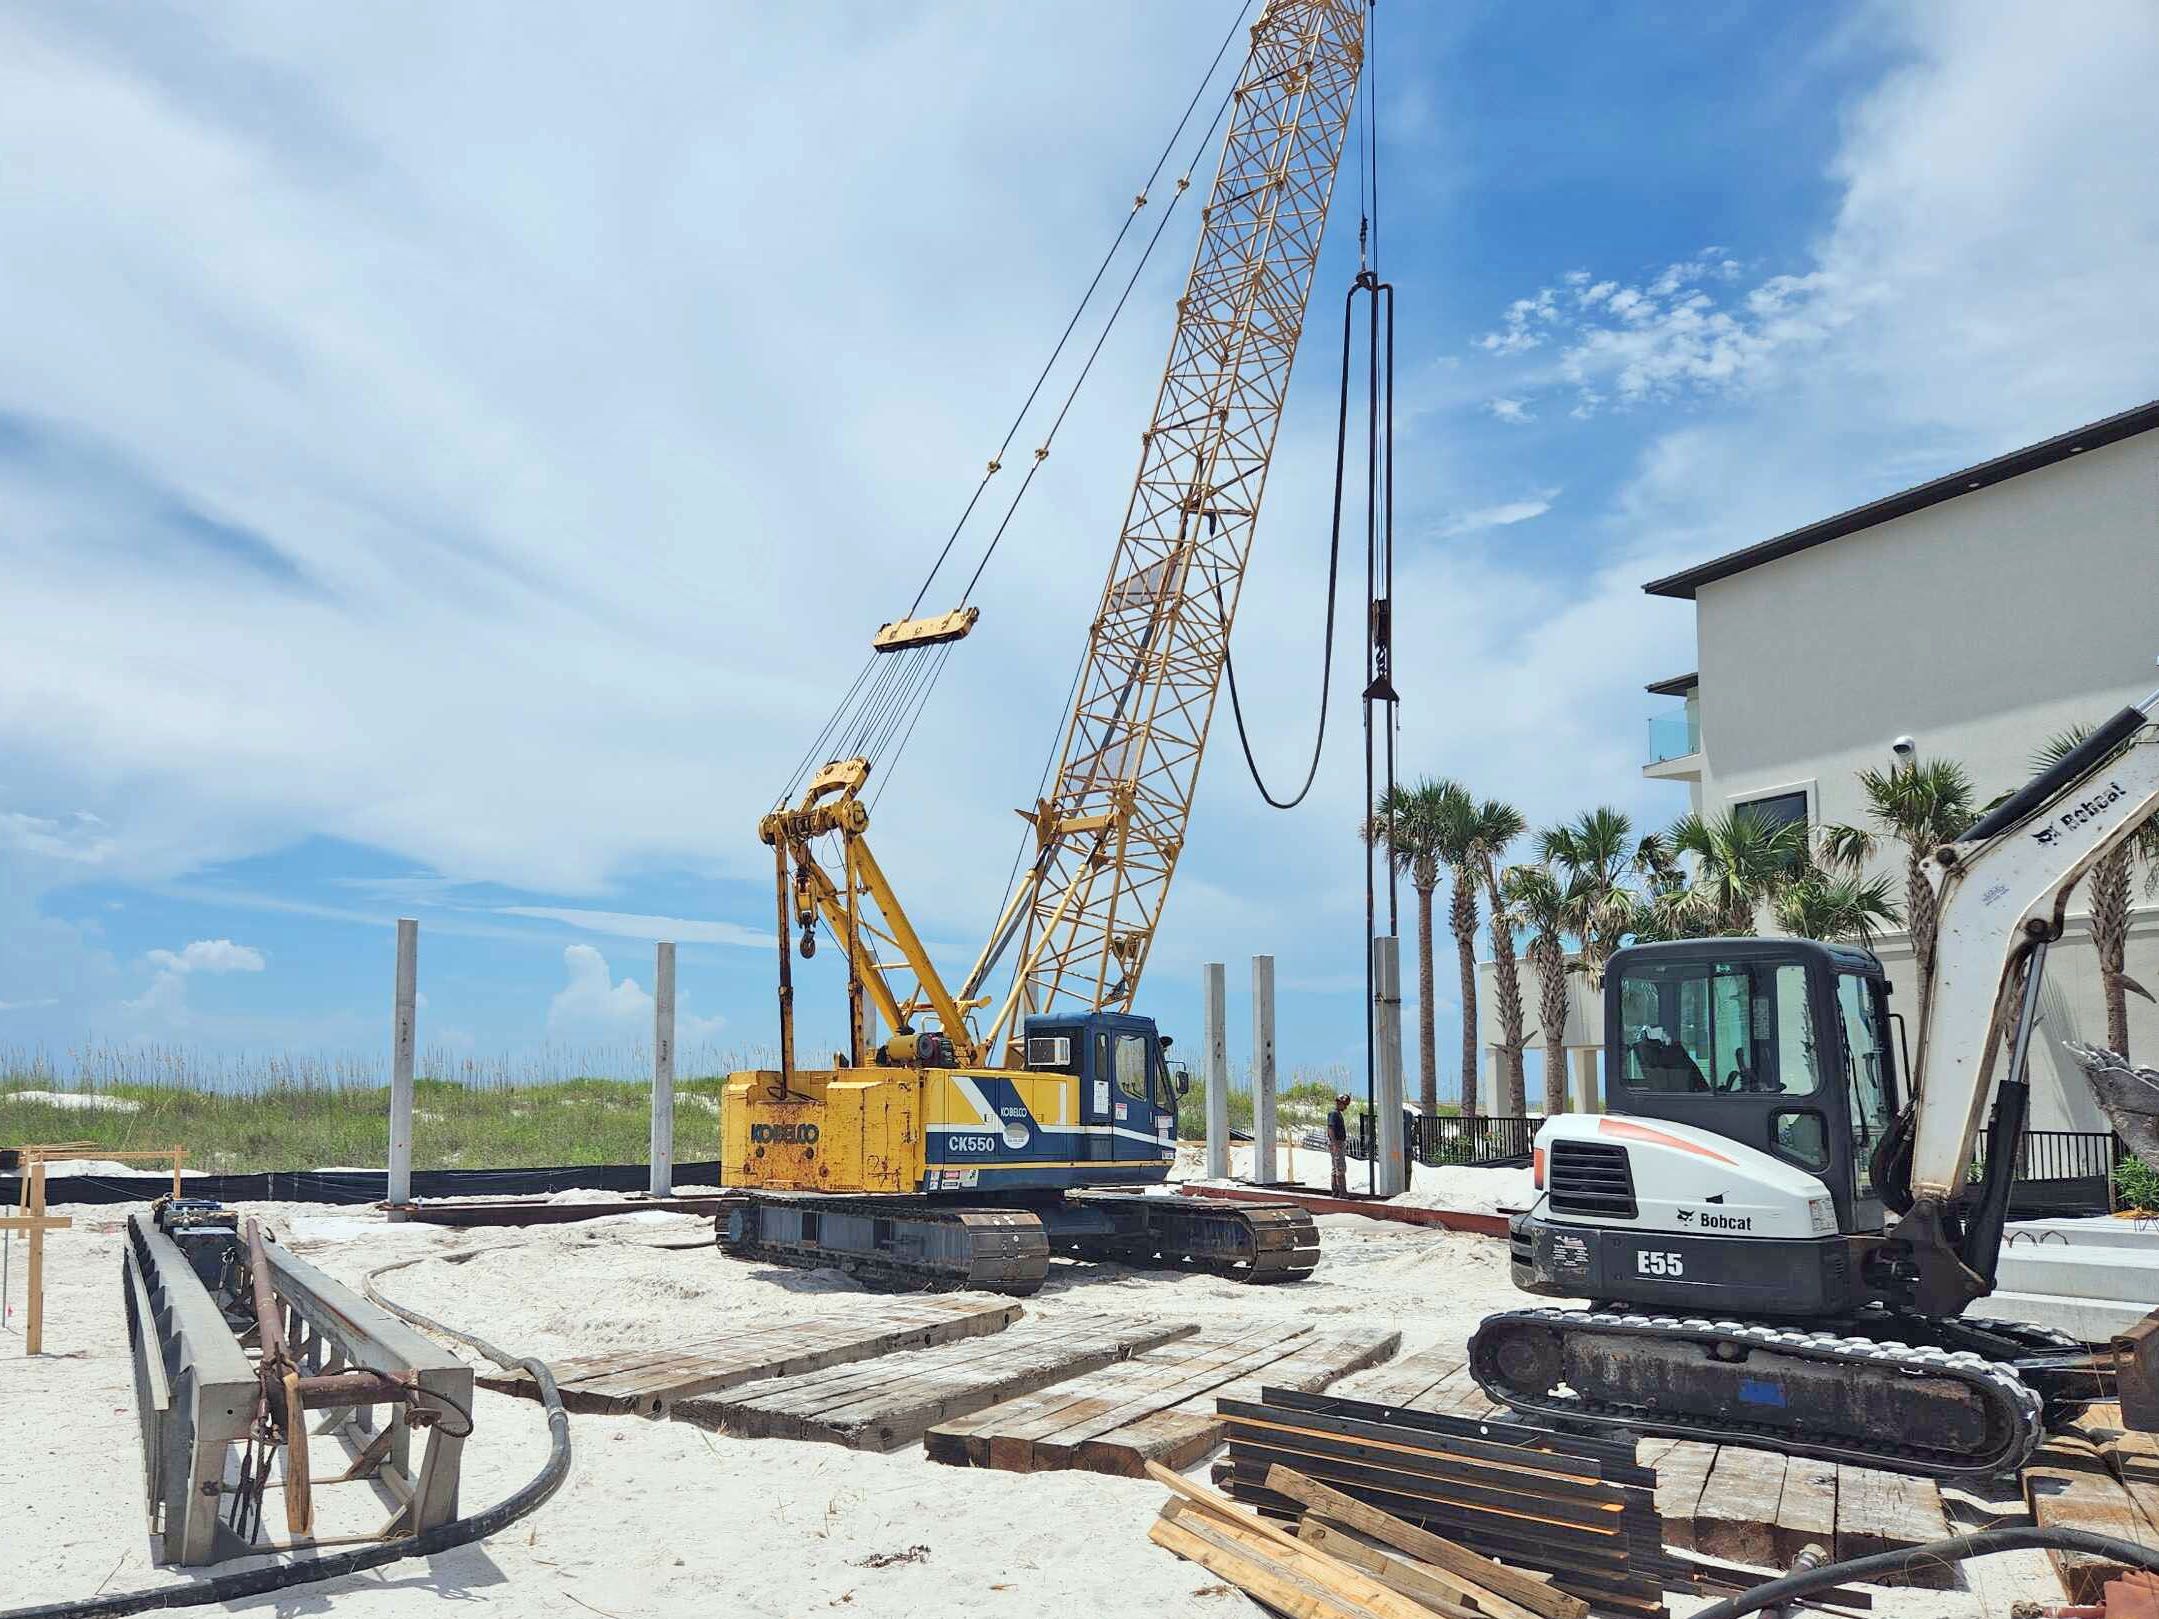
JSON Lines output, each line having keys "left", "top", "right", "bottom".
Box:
{"left": 3, "top": 0, "right": 2157, "bottom": 1092}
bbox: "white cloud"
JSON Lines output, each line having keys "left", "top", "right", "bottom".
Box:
{"left": 1440, "top": 491, "right": 1558, "bottom": 538}
{"left": 145, "top": 938, "right": 266, "bottom": 975}
{"left": 498, "top": 907, "right": 767, "bottom": 948}
{"left": 1486, "top": 397, "right": 1531, "bottom": 424}
{"left": 0, "top": 809, "right": 115, "bottom": 866}
{"left": 1472, "top": 248, "right": 1845, "bottom": 416}
{"left": 545, "top": 944, "right": 723, "bottom": 1039}
{"left": 0, "top": 997, "right": 60, "bottom": 1012}
{"left": 126, "top": 936, "right": 266, "bottom": 1022}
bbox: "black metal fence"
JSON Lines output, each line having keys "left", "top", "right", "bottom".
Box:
{"left": 1351, "top": 1112, "right": 1536, "bottom": 1169}
{"left": 1981, "top": 1128, "right": 2123, "bottom": 1219}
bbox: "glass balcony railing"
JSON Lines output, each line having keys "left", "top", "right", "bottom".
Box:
{"left": 1646, "top": 707, "right": 1701, "bottom": 765}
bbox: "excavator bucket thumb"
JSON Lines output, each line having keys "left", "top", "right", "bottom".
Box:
{"left": 2116, "top": 1312, "right": 2159, "bottom": 1433}
{"left": 2063, "top": 1041, "right": 2159, "bottom": 1168}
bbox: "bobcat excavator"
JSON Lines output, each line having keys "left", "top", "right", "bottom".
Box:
{"left": 1474, "top": 685, "right": 2159, "bottom": 1476}
{"left": 715, "top": 1, "right": 1368, "bottom": 1294}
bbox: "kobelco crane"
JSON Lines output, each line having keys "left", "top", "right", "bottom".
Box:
{"left": 718, "top": 1, "right": 1368, "bottom": 1293}
{"left": 1475, "top": 687, "right": 2159, "bottom": 1476}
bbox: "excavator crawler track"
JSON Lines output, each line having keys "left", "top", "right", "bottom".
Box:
{"left": 1063, "top": 1193, "right": 1321, "bottom": 1284}
{"left": 717, "top": 1192, "right": 1051, "bottom": 1295}
{"left": 1470, "top": 1306, "right": 2046, "bottom": 1479}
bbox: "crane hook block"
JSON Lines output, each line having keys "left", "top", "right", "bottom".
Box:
{"left": 872, "top": 605, "right": 979, "bottom": 654}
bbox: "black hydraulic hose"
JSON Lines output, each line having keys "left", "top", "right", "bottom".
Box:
{"left": 3, "top": 1251, "right": 571, "bottom": 1619}
{"left": 1691, "top": 1526, "right": 2159, "bottom": 1619}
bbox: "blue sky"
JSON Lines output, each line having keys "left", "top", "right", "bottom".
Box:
{"left": 4, "top": 1, "right": 2156, "bottom": 1091}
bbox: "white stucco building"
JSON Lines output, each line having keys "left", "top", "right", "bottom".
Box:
{"left": 1484, "top": 398, "right": 2159, "bottom": 1130}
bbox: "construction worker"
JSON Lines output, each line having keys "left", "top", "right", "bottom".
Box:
{"left": 1327, "top": 1092, "right": 1351, "bottom": 1197}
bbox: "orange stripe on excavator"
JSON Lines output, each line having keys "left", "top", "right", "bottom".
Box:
{"left": 1598, "top": 1115, "right": 1738, "bottom": 1166}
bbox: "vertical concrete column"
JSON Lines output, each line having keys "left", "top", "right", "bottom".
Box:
{"left": 388, "top": 919, "right": 418, "bottom": 1205}
{"left": 1252, "top": 955, "right": 1277, "bottom": 1185}
{"left": 651, "top": 941, "right": 677, "bottom": 1196}
{"left": 1373, "top": 936, "right": 1406, "bottom": 1196}
{"left": 1571, "top": 1046, "right": 1603, "bottom": 1114}
{"left": 1204, "top": 962, "right": 1230, "bottom": 1180}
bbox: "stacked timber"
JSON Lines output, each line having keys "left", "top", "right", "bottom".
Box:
{"left": 1212, "top": 1387, "right": 1675, "bottom": 1618}
{"left": 1147, "top": 1458, "right": 1593, "bottom": 1619}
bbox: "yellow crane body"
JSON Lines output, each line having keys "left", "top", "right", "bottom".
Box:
{"left": 717, "top": 0, "right": 1364, "bottom": 1292}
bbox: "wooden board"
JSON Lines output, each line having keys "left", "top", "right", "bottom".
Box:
{"left": 1635, "top": 1440, "right": 1714, "bottom": 1553}
{"left": 1330, "top": 1337, "right": 1964, "bottom": 1594}
{"left": 928, "top": 1321, "right": 1341, "bottom": 1474}
{"left": 1069, "top": 1328, "right": 1400, "bottom": 1476}
{"left": 2075, "top": 1402, "right": 2159, "bottom": 1534}
{"left": 1692, "top": 1446, "right": 1786, "bottom": 1568}
{"left": 1834, "top": 1462, "right": 1954, "bottom": 1590}
{"left": 1332, "top": 1342, "right": 1466, "bottom": 1410}
{"left": 1773, "top": 1456, "right": 1838, "bottom": 1565}
{"left": 668, "top": 1313, "right": 1193, "bottom": 1450}
{"left": 2026, "top": 1428, "right": 2159, "bottom": 1604}
{"left": 478, "top": 1295, "right": 1019, "bottom": 1415}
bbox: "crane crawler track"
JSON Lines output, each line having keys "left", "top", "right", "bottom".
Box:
{"left": 717, "top": 1193, "right": 1051, "bottom": 1295}
{"left": 1470, "top": 1307, "right": 2046, "bottom": 1479}
{"left": 1063, "top": 1194, "right": 1321, "bottom": 1284}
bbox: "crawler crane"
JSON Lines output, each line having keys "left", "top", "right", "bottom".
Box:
{"left": 1475, "top": 688, "right": 2159, "bottom": 1475}
{"left": 718, "top": 1, "right": 1368, "bottom": 1293}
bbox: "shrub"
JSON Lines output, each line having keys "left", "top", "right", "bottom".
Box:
{"left": 2118, "top": 1155, "right": 2159, "bottom": 1214}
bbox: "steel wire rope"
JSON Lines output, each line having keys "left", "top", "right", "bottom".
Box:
{"left": 955, "top": 73, "right": 1239, "bottom": 610}
{"left": 1216, "top": 273, "right": 1363, "bottom": 809}
{"left": 873, "top": 47, "right": 1243, "bottom": 820}
{"left": 778, "top": 0, "right": 1256, "bottom": 810}
{"left": 904, "top": 0, "right": 1257, "bottom": 621}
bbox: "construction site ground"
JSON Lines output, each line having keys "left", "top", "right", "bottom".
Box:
{"left": 1, "top": 1186, "right": 2112, "bottom": 1619}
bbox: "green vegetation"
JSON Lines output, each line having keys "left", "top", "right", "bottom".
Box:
{"left": 1, "top": 1053, "right": 739, "bottom": 1172}
{"left": 1172, "top": 1068, "right": 1443, "bottom": 1144}
{"left": 2118, "top": 1155, "right": 2159, "bottom": 1215}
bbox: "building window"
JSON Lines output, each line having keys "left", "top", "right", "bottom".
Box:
{"left": 1735, "top": 789, "right": 1808, "bottom": 830}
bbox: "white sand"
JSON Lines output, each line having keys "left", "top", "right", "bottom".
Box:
{"left": 1, "top": 1089, "right": 142, "bottom": 1112}
{"left": 1, "top": 1201, "right": 2008, "bottom": 1617}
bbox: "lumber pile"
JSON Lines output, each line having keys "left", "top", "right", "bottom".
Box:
{"left": 1147, "top": 1458, "right": 1594, "bottom": 1619}
{"left": 1211, "top": 1387, "right": 1674, "bottom": 1617}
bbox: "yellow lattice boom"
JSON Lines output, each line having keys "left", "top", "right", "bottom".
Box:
{"left": 990, "top": 0, "right": 1366, "bottom": 1046}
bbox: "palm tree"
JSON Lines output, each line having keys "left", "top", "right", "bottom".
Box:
{"left": 1823, "top": 758, "right": 1976, "bottom": 1030}
{"left": 1504, "top": 863, "right": 1573, "bottom": 1116}
{"left": 1774, "top": 871, "right": 1903, "bottom": 948}
{"left": 1365, "top": 779, "right": 1472, "bottom": 1118}
{"left": 1474, "top": 800, "right": 1530, "bottom": 1117}
{"left": 1434, "top": 789, "right": 1496, "bottom": 1120}
{"left": 1667, "top": 807, "right": 1811, "bottom": 934}
{"left": 2035, "top": 726, "right": 2159, "bottom": 1056}
{"left": 1539, "top": 808, "right": 1639, "bottom": 991}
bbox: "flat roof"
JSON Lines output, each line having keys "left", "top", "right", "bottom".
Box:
{"left": 1645, "top": 671, "right": 1699, "bottom": 697}
{"left": 1643, "top": 398, "right": 2159, "bottom": 600}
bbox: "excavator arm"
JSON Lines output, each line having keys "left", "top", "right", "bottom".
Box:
{"left": 1889, "top": 682, "right": 2159, "bottom": 1313}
